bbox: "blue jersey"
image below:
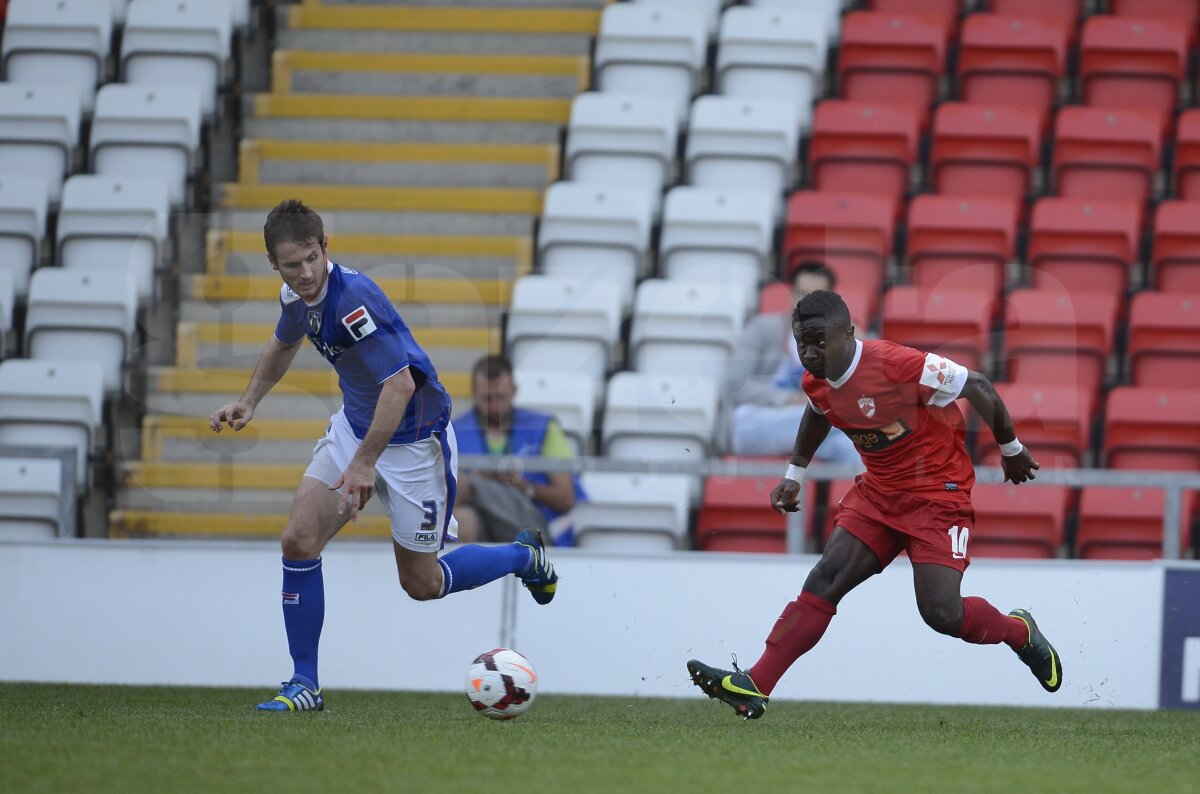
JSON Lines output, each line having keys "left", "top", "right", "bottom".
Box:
{"left": 274, "top": 262, "right": 451, "bottom": 444}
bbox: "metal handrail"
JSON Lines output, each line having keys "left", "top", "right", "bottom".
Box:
{"left": 458, "top": 453, "right": 1200, "bottom": 558}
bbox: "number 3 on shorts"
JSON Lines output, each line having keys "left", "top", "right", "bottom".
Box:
{"left": 947, "top": 525, "right": 970, "bottom": 560}
{"left": 421, "top": 500, "right": 438, "bottom": 531}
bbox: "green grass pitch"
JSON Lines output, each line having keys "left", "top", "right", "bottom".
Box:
{"left": 2, "top": 683, "right": 1197, "bottom": 794}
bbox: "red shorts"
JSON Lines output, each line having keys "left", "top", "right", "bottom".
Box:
{"left": 832, "top": 478, "right": 976, "bottom": 572}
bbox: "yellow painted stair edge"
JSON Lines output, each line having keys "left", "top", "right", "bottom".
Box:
{"left": 253, "top": 93, "right": 571, "bottom": 124}
{"left": 109, "top": 510, "right": 392, "bottom": 539}
{"left": 288, "top": 4, "right": 601, "bottom": 35}
{"left": 187, "top": 274, "right": 511, "bottom": 304}
{"left": 220, "top": 182, "right": 543, "bottom": 214}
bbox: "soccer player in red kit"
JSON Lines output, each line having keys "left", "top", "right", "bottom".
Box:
{"left": 688, "top": 290, "right": 1062, "bottom": 719}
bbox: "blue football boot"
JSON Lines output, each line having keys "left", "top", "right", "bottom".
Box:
{"left": 256, "top": 675, "right": 324, "bottom": 712}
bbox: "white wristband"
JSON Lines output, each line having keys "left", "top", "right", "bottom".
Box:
{"left": 784, "top": 464, "right": 806, "bottom": 484}
{"left": 999, "top": 438, "right": 1024, "bottom": 457}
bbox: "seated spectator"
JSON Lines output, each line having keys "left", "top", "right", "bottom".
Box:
{"left": 724, "top": 262, "right": 859, "bottom": 464}
{"left": 453, "top": 355, "right": 584, "bottom": 546}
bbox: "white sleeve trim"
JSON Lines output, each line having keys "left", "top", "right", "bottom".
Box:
{"left": 378, "top": 363, "right": 410, "bottom": 385}
{"left": 920, "top": 353, "right": 968, "bottom": 407}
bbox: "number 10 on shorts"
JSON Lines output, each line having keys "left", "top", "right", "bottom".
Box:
{"left": 947, "top": 525, "right": 970, "bottom": 559}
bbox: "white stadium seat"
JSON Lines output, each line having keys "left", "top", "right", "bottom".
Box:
{"left": 565, "top": 92, "right": 678, "bottom": 212}
{"left": 602, "top": 371, "right": 719, "bottom": 463}
{"left": 630, "top": 0, "right": 725, "bottom": 39}
{"left": 0, "top": 175, "right": 48, "bottom": 301}
{"left": 505, "top": 276, "right": 623, "bottom": 390}
{"left": 538, "top": 181, "right": 654, "bottom": 316}
{"left": 122, "top": 0, "right": 233, "bottom": 118}
{"left": 0, "top": 358, "right": 104, "bottom": 489}
{"left": 58, "top": 175, "right": 171, "bottom": 305}
{"left": 90, "top": 83, "right": 203, "bottom": 208}
{"left": 0, "top": 270, "right": 14, "bottom": 356}
{"left": 659, "top": 186, "right": 774, "bottom": 314}
{"left": 716, "top": 7, "right": 827, "bottom": 132}
{"left": 685, "top": 95, "right": 799, "bottom": 220}
{"left": 573, "top": 471, "right": 692, "bottom": 551}
{"left": 629, "top": 279, "right": 746, "bottom": 382}
{"left": 748, "top": 0, "right": 841, "bottom": 43}
{"left": 594, "top": 3, "right": 707, "bottom": 126}
{"left": 0, "top": 83, "right": 81, "bottom": 203}
{"left": 0, "top": 456, "right": 65, "bottom": 539}
{"left": 512, "top": 368, "right": 597, "bottom": 455}
{"left": 1, "top": 0, "right": 113, "bottom": 114}
{"left": 25, "top": 268, "right": 138, "bottom": 395}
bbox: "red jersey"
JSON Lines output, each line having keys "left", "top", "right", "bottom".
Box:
{"left": 802, "top": 339, "right": 974, "bottom": 500}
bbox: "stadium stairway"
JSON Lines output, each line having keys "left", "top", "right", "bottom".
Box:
{"left": 110, "top": 0, "right": 605, "bottom": 539}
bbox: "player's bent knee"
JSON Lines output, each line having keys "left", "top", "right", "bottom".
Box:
{"left": 399, "top": 572, "right": 441, "bottom": 601}
{"left": 280, "top": 527, "right": 322, "bottom": 561}
{"left": 918, "top": 600, "right": 963, "bottom": 636}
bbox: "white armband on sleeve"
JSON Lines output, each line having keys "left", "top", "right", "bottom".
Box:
{"left": 919, "top": 353, "right": 969, "bottom": 407}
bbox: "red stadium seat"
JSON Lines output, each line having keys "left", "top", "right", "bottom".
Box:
{"left": 1172, "top": 110, "right": 1200, "bottom": 202}
{"left": 783, "top": 191, "right": 894, "bottom": 312}
{"left": 1127, "top": 292, "right": 1200, "bottom": 387}
{"left": 970, "top": 483, "right": 1070, "bottom": 558}
{"left": 905, "top": 194, "right": 1018, "bottom": 302}
{"left": 867, "top": 0, "right": 961, "bottom": 36}
{"left": 982, "top": 383, "right": 1096, "bottom": 468}
{"left": 1052, "top": 106, "right": 1163, "bottom": 206}
{"left": 957, "top": 15, "right": 1068, "bottom": 130}
{"left": 881, "top": 286, "right": 994, "bottom": 372}
{"left": 1027, "top": 197, "right": 1141, "bottom": 299}
{"left": 1077, "top": 487, "right": 1195, "bottom": 560}
{"left": 930, "top": 102, "right": 1041, "bottom": 202}
{"left": 1003, "top": 289, "right": 1118, "bottom": 391}
{"left": 809, "top": 100, "right": 920, "bottom": 215}
{"left": 1105, "top": 386, "right": 1200, "bottom": 471}
{"left": 697, "top": 475, "right": 788, "bottom": 553}
{"left": 988, "top": 0, "right": 1080, "bottom": 31}
{"left": 1151, "top": 201, "right": 1200, "bottom": 292}
{"left": 838, "top": 12, "right": 946, "bottom": 125}
{"left": 759, "top": 282, "right": 792, "bottom": 315}
{"left": 1080, "top": 16, "right": 1189, "bottom": 122}
{"left": 1110, "top": 0, "right": 1199, "bottom": 30}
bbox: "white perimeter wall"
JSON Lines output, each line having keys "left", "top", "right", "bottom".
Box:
{"left": 0, "top": 540, "right": 1166, "bottom": 709}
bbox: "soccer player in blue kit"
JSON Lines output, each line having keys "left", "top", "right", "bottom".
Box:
{"left": 209, "top": 200, "right": 558, "bottom": 712}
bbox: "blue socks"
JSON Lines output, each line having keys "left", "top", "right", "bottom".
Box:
{"left": 281, "top": 557, "right": 324, "bottom": 688}
{"left": 438, "top": 543, "right": 533, "bottom": 597}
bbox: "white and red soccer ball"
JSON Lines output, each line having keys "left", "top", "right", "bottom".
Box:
{"left": 465, "top": 648, "right": 538, "bottom": 720}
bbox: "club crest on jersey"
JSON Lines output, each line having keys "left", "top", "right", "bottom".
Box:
{"left": 858, "top": 396, "right": 876, "bottom": 418}
{"left": 306, "top": 309, "right": 321, "bottom": 336}
{"left": 341, "top": 305, "right": 377, "bottom": 340}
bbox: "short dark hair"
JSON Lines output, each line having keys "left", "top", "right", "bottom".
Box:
{"left": 791, "top": 260, "right": 836, "bottom": 290}
{"left": 264, "top": 199, "right": 325, "bottom": 260}
{"left": 793, "top": 289, "right": 851, "bottom": 328}
{"left": 472, "top": 354, "right": 514, "bottom": 382}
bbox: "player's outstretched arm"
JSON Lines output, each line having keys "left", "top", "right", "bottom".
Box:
{"left": 333, "top": 367, "right": 416, "bottom": 522}
{"left": 959, "top": 370, "right": 1040, "bottom": 484}
{"left": 209, "top": 335, "right": 303, "bottom": 432}
{"left": 771, "top": 405, "right": 832, "bottom": 513}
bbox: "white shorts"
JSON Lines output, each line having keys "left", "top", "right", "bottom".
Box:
{"left": 304, "top": 408, "right": 459, "bottom": 552}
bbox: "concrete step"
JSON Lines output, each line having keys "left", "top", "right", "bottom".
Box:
{"left": 278, "top": 29, "right": 593, "bottom": 56}
{"left": 186, "top": 273, "right": 511, "bottom": 306}
{"left": 179, "top": 299, "right": 502, "bottom": 330}
{"left": 243, "top": 115, "right": 564, "bottom": 144}
{"left": 308, "top": 0, "right": 606, "bottom": 8}
{"left": 221, "top": 182, "right": 542, "bottom": 214}
{"left": 285, "top": 4, "right": 601, "bottom": 35}
{"left": 249, "top": 92, "right": 570, "bottom": 124}
{"left": 177, "top": 322, "right": 498, "bottom": 372}
{"left": 141, "top": 416, "right": 330, "bottom": 463}
{"left": 274, "top": 51, "right": 588, "bottom": 98}
{"left": 241, "top": 139, "right": 558, "bottom": 189}
{"left": 206, "top": 229, "right": 531, "bottom": 277}
{"left": 219, "top": 206, "right": 535, "bottom": 237}
{"left": 109, "top": 508, "right": 393, "bottom": 540}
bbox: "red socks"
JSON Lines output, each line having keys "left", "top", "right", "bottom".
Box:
{"left": 958, "top": 596, "right": 1029, "bottom": 651}
{"left": 748, "top": 591, "right": 837, "bottom": 696}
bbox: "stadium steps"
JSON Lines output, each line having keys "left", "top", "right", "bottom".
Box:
{"left": 121, "top": 0, "right": 598, "bottom": 539}
{"left": 109, "top": 508, "right": 393, "bottom": 539}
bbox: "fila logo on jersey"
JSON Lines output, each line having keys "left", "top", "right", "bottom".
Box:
{"left": 858, "top": 396, "right": 876, "bottom": 417}
{"left": 341, "top": 305, "right": 377, "bottom": 340}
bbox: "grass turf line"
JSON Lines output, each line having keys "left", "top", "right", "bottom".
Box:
{"left": 2, "top": 683, "right": 1197, "bottom": 794}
